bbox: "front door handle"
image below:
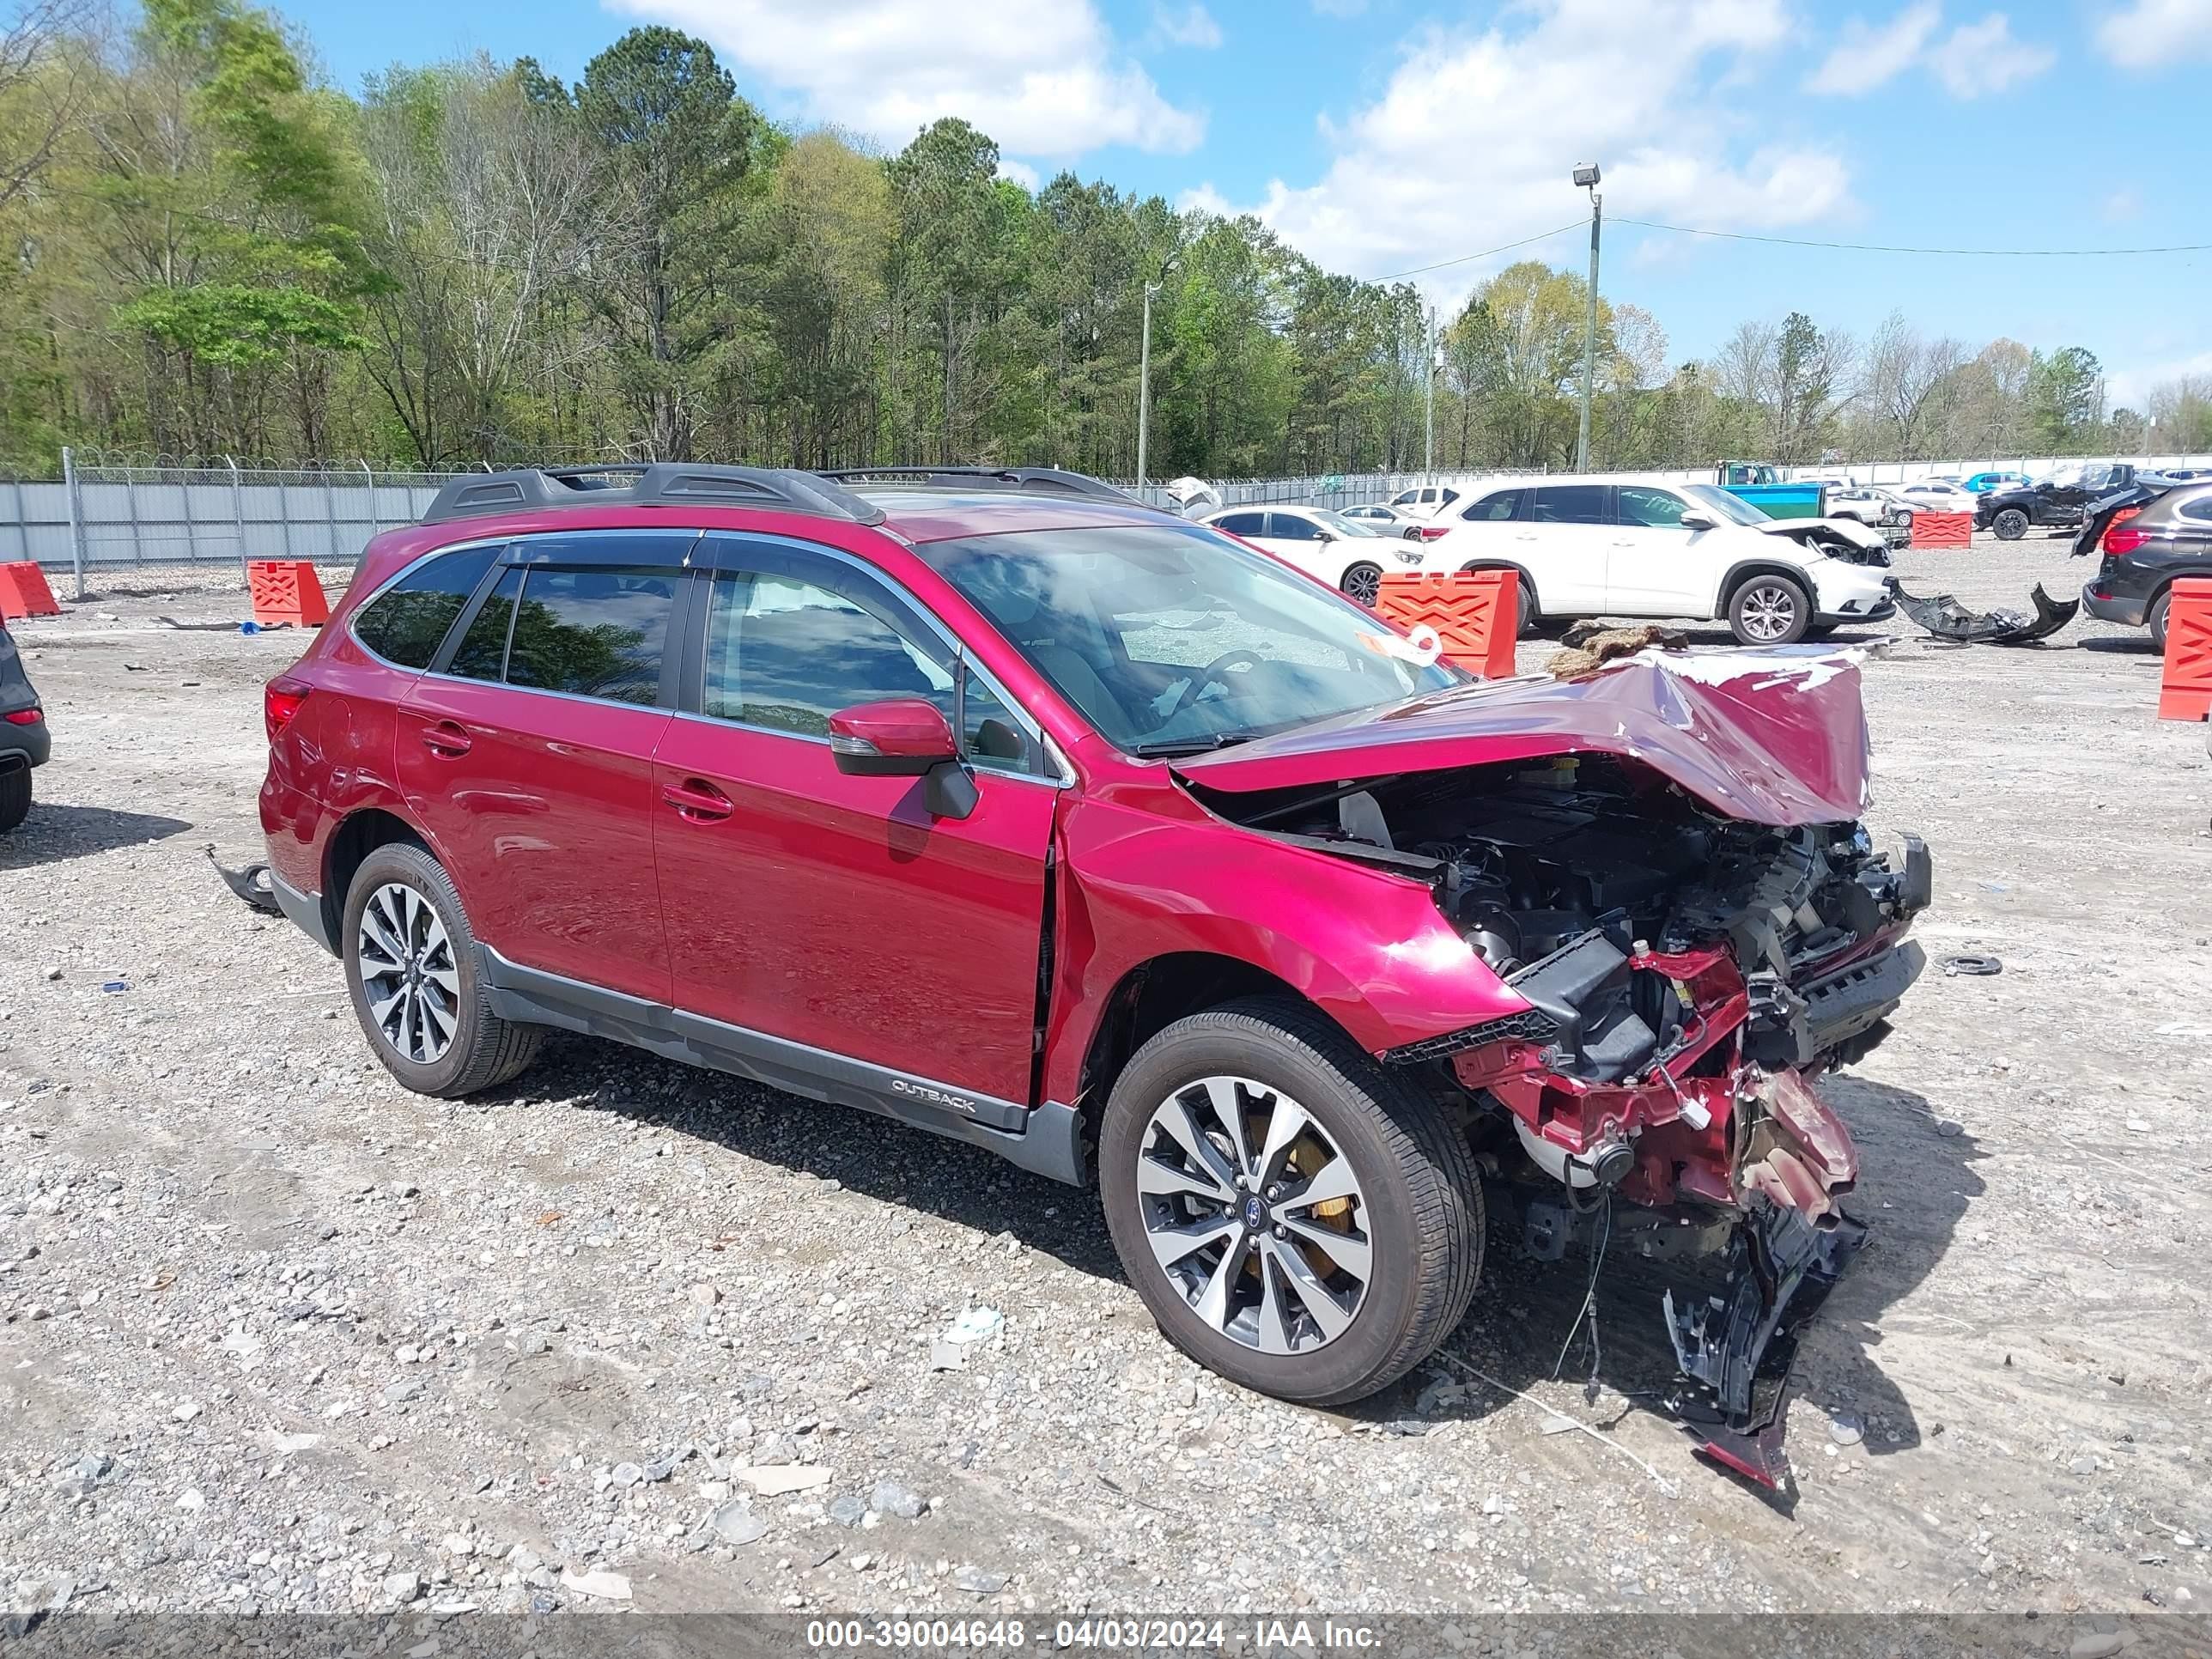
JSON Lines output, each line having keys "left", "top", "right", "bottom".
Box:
{"left": 420, "top": 720, "right": 471, "bottom": 758}
{"left": 663, "top": 778, "right": 735, "bottom": 823}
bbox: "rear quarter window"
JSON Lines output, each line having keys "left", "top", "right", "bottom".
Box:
{"left": 353, "top": 544, "right": 501, "bottom": 668}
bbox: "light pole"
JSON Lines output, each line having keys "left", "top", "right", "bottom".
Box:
{"left": 1136, "top": 256, "right": 1179, "bottom": 490}
{"left": 1423, "top": 306, "right": 1437, "bottom": 483}
{"left": 1572, "top": 161, "right": 1602, "bottom": 472}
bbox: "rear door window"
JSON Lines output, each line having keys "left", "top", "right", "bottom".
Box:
{"left": 505, "top": 568, "right": 680, "bottom": 707}
{"left": 2181, "top": 495, "right": 2212, "bottom": 523}
{"left": 1213, "top": 512, "right": 1266, "bottom": 536}
{"left": 447, "top": 569, "right": 521, "bottom": 682}
{"left": 1462, "top": 489, "right": 1525, "bottom": 521}
{"left": 1534, "top": 485, "right": 1610, "bottom": 525}
{"left": 353, "top": 544, "right": 501, "bottom": 668}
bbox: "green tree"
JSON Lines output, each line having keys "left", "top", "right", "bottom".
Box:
{"left": 2028, "top": 345, "right": 2103, "bottom": 450}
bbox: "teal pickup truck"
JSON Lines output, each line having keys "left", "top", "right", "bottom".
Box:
{"left": 1717, "top": 462, "right": 1826, "bottom": 520}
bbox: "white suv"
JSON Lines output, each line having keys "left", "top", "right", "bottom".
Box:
{"left": 1200, "top": 505, "right": 1431, "bottom": 606}
{"left": 1430, "top": 477, "right": 1895, "bottom": 645}
{"left": 1387, "top": 483, "right": 1462, "bottom": 520}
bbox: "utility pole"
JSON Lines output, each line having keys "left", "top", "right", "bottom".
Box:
{"left": 1573, "top": 162, "right": 1602, "bottom": 471}
{"left": 1135, "top": 256, "right": 1180, "bottom": 490}
{"left": 1423, "top": 307, "right": 1437, "bottom": 483}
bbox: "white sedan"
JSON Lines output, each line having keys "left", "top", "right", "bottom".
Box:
{"left": 1200, "top": 505, "right": 1430, "bottom": 606}
{"left": 1891, "top": 480, "right": 1978, "bottom": 514}
{"left": 1426, "top": 476, "right": 1895, "bottom": 645}
{"left": 1339, "top": 502, "right": 1424, "bottom": 535}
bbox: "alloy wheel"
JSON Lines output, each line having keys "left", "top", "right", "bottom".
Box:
{"left": 1739, "top": 582, "right": 1800, "bottom": 642}
{"left": 356, "top": 881, "right": 460, "bottom": 1066}
{"left": 1341, "top": 564, "right": 1382, "bottom": 607}
{"left": 1135, "top": 1075, "right": 1371, "bottom": 1355}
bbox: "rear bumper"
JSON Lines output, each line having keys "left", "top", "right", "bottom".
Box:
{"left": 0, "top": 720, "right": 50, "bottom": 771}
{"left": 2081, "top": 583, "right": 2149, "bottom": 628}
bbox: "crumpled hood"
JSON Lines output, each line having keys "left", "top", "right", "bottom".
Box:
{"left": 1174, "top": 647, "right": 1874, "bottom": 826}
{"left": 1756, "top": 515, "right": 1887, "bottom": 550}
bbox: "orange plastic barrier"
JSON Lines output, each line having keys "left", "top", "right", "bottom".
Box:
{"left": 247, "top": 560, "right": 331, "bottom": 627}
{"left": 1375, "top": 568, "right": 1518, "bottom": 680}
{"left": 2157, "top": 577, "right": 2212, "bottom": 721}
{"left": 1909, "top": 511, "right": 1972, "bottom": 549}
{"left": 0, "top": 562, "right": 60, "bottom": 619}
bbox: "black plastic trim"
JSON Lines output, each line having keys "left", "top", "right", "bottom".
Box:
{"left": 815, "top": 465, "right": 1146, "bottom": 507}
{"left": 270, "top": 870, "right": 337, "bottom": 955}
{"left": 423, "top": 465, "right": 887, "bottom": 527}
{"left": 476, "top": 945, "right": 1088, "bottom": 1186}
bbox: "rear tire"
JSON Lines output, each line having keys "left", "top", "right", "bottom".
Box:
{"left": 342, "top": 842, "right": 541, "bottom": 1098}
{"left": 2148, "top": 590, "right": 2172, "bottom": 656}
{"left": 1729, "top": 573, "right": 1813, "bottom": 646}
{"left": 1097, "top": 996, "right": 1484, "bottom": 1407}
{"left": 1460, "top": 563, "right": 1539, "bottom": 637}
{"left": 1993, "top": 507, "right": 2028, "bottom": 541}
{"left": 0, "top": 769, "right": 27, "bottom": 834}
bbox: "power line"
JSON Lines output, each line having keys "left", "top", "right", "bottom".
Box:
{"left": 1613, "top": 216, "right": 2212, "bottom": 258}
{"left": 1377, "top": 221, "right": 1583, "bottom": 282}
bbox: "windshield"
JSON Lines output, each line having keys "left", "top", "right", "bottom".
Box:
{"left": 916, "top": 523, "right": 1463, "bottom": 755}
{"left": 1681, "top": 483, "right": 1771, "bottom": 526}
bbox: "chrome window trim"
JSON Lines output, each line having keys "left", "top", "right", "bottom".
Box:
{"left": 664, "top": 707, "right": 1064, "bottom": 790}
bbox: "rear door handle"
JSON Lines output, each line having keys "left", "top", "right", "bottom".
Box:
{"left": 663, "top": 778, "right": 735, "bottom": 823}
{"left": 420, "top": 720, "right": 471, "bottom": 758}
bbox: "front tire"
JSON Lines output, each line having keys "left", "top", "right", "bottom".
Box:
{"left": 1097, "top": 997, "right": 1483, "bottom": 1407}
{"left": 342, "top": 842, "right": 541, "bottom": 1098}
{"left": 1992, "top": 507, "right": 2028, "bottom": 541}
{"left": 0, "top": 769, "right": 27, "bottom": 834}
{"left": 1729, "top": 573, "right": 1813, "bottom": 646}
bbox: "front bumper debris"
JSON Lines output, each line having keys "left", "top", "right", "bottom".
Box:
{"left": 1662, "top": 1199, "right": 1869, "bottom": 1487}
{"left": 1893, "top": 580, "right": 2078, "bottom": 645}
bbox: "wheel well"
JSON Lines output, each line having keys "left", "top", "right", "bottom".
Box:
{"left": 1455, "top": 562, "right": 1536, "bottom": 610}
{"left": 1075, "top": 953, "right": 1338, "bottom": 1139}
{"left": 1719, "top": 562, "right": 1812, "bottom": 612}
{"left": 320, "top": 807, "right": 428, "bottom": 942}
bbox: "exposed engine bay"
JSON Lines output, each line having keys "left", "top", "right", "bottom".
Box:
{"left": 1197, "top": 748, "right": 1931, "bottom": 1485}
{"left": 1758, "top": 520, "right": 1893, "bottom": 567}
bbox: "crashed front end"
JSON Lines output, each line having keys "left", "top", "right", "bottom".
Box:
{"left": 1182, "top": 649, "right": 1930, "bottom": 1486}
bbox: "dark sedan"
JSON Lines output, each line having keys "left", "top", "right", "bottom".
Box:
{"left": 2079, "top": 481, "right": 2212, "bottom": 652}
{"left": 0, "top": 615, "right": 49, "bottom": 832}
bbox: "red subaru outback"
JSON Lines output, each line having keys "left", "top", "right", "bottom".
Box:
{"left": 262, "top": 465, "right": 1929, "bottom": 1480}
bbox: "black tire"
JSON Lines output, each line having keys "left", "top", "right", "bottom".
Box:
{"left": 1460, "top": 562, "right": 1539, "bottom": 637}
{"left": 1097, "top": 996, "right": 1484, "bottom": 1407}
{"left": 1340, "top": 562, "right": 1383, "bottom": 609}
{"left": 1992, "top": 507, "right": 2028, "bottom": 541}
{"left": 0, "top": 769, "right": 27, "bottom": 834}
{"left": 1728, "top": 572, "right": 1813, "bottom": 646}
{"left": 2149, "top": 589, "right": 2172, "bottom": 656}
{"left": 341, "top": 842, "right": 541, "bottom": 1098}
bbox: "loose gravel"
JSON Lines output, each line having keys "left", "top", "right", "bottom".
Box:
{"left": 1, "top": 536, "right": 2208, "bottom": 1618}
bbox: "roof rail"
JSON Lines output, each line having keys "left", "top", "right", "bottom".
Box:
{"left": 814, "top": 465, "right": 1151, "bottom": 507}
{"left": 422, "top": 463, "right": 888, "bottom": 526}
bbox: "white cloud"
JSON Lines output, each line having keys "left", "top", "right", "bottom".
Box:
{"left": 1151, "top": 3, "right": 1223, "bottom": 48}
{"left": 1803, "top": 2, "right": 1941, "bottom": 95}
{"left": 1188, "top": 0, "right": 1850, "bottom": 303}
{"left": 2104, "top": 186, "right": 2142, "bottom": 221}
{"left": 2096, "top": 0, "right": 2212, "bottom": 66}
{"left": 608, "top": 0, "right": 1206, "bottom": 156}
{"left": 997, "top": 158, "right": 1041, "bottom": 190}
{"left": 2106, "top": 348, "right": 2212, "bottom": 414}
{"left": 1929, "top": 12, "right": 2055, "bottom": 96}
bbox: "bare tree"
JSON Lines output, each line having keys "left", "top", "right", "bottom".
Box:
{"left": 1856, "top": 312, "right": 1965, "bottom": 459}
{"left": 0, "top": 0, "right": 95, "bottom": 213}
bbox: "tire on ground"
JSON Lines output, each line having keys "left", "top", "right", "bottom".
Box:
{"left": 2148, "top": 589, "right": 2172, "bottom": 656}
{"left": 1727, "top": 571, "right": 1813, "bottom": 646}
{"left": 1097, "top": 995, "right": 1484, "bottom": 1407}
{"left": 1458, "top": 563, "right": 1539, "bottom": 637}
{"left": 1339, "top": 562, "right": 1382, "bottom": 608}
{"left": 0, "top": 769, "right": 27, "bottom": 834}
{"left": 1992, "top": 507, "right": 2028, "bottom": 541}
{"left": 342, "top": 840, "right": 542, "bottom": 1099}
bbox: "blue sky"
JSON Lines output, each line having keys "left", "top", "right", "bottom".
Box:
{"left": 289, "top": 0, "right": 2212, "bottom": 407}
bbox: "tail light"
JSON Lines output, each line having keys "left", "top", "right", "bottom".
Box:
{"left": 3, "top": 708, "right": 39, "bottom": 726}
{"left": 2101, "top": 507, "right": 2146, "bottom": 555}
{"left": 1415, "top": 525, "right": 1450, "bottom": 541}
{"left": 264, "top": 675, "right": 311, "bottom": 743}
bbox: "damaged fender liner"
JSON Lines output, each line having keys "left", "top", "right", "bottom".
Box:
{"left": 1664, "top": 1200, "right": 1869, "bottom": 1488}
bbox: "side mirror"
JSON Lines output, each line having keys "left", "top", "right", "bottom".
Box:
{"left": 828, "top": 698, "right": 957, "bottom": 777}
{"left": 1315, "top": 528, "right": 1337, "bottom": 544}
{"left": 1679, "top": 511, "right": 1716, "bottom": 531}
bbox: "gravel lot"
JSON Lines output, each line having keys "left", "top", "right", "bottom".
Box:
{"left": 3, "top": 534, "right": 2208, "bottom": 1621}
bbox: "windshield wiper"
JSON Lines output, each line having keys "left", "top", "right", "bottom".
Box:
{"left": 1128, "top": 730, "right": 1266, "bottom": 758}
